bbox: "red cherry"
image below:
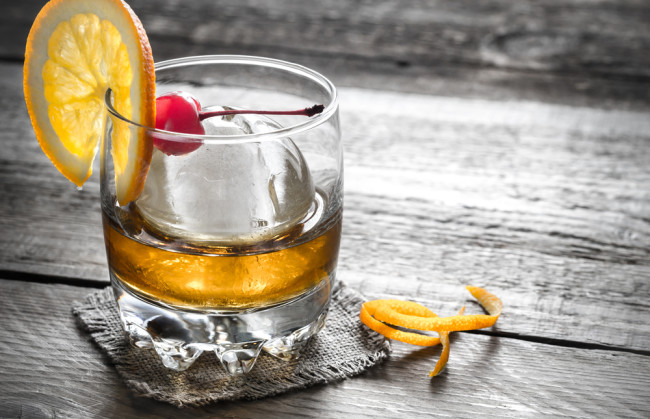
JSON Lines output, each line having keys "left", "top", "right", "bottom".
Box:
{"left": 153, "top": 91, "right": 204, "bottom": 156}
{"left": 152, "top": 91, "right": 325, "bottom": 156}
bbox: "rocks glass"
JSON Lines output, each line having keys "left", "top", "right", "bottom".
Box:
{"left": 101, "top": 56, "right": 342, "bottom": 375}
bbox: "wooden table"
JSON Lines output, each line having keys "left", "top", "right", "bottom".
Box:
{"left": 1, "top": 1, "right": 649, "bottom": 417}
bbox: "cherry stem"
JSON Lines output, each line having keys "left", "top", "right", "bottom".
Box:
{"left": 198, "top": 104, "right": 325, "bottom": 121}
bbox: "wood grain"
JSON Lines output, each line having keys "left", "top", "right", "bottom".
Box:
{"left": 2, "top": 61, "right": 650, "bottom": 351}
{"left": 340, "top": 90, "right": 650, "bottom": 351}
{"left": 2, "top": 1, "right": 650, "bottom": 110}
{"left": 1, "top": 278, "right": 649, "bottom": 418}
{"left": 5, "top": 0, "right": 650, "bottom": 75}
{"left": 3, "top": 0, "right": 650, "bottom": 416}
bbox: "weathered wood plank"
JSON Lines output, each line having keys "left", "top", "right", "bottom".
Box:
{"left": 3, "top": 0, "right": 650, "bottom": 415}
{"left": 1, "top": 279, "right": 649, "bottom": 417}
{"left": 4, "top": 0, "right": 650, "bottom": 76}
{"left": 2, "top": 63, "right": 650, "bottom": 350}
{"left": 2, "top": 1, "right": 650, "bottom": 110}
{"left": 340, "top": 90, "right": 650, "bottom": 351}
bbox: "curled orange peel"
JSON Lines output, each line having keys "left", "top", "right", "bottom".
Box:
{"left": 361, "top": 300, "right": 442, "bottom": 346}
{"left": 430, "top": 331, "right": 450, "bottom": 377}
{"left": 359, "top": 286, "right": 502, "bottom": 378}
{"left": 430, "top": 306, "right": 465, "bottom": 377}
{"left": 372, "top": 286, "right": 502, "bottom": 332}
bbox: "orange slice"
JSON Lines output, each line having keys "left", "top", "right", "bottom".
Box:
{"left": 24, "top": 0, "right": 155, "bottom": 204}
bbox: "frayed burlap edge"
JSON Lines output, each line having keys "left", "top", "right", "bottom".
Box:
{"left": 73, "top": 282, "right": 391, "bottom": 407}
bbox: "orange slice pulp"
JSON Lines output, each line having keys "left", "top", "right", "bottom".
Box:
{"left": 24, "top": 0, "right": 155, "bottom": 204}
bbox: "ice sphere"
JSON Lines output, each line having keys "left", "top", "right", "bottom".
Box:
{"left": 136, "top": 112, "right": 315, "bottom": 243}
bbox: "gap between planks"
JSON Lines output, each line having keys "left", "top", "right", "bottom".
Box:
{"left": 0, "top": 269, "right": 107, "bottom": 289}
{"left": 467, "top": 329, "right": 650, "bottom": 357}
{"left": 4, "top": 273, "right": 649, "bottom": 359}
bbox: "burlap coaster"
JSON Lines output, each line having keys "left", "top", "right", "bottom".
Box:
{"left": 72, "top": 282, "right": 390, "bottom": 407}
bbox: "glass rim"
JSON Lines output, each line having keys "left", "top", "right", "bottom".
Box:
{"left": 104, "top": 55, "right": 339, "bottom": 144}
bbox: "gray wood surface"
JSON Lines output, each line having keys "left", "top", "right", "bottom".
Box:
{"left": 3, "top": 63, "right": 649, "bottom": 351}
{"left": 1, "top": 0, "right": 649, "bottom": 416}
{"left": 2, "top": 0, "right": 649, "bottom": 110}
{"left": 1, "top": 278, "right": 649, "bottom": 418}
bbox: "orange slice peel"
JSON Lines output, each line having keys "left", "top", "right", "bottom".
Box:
{"left": 24, "top": 0, "right": 155, "bottom": 205}
{"left": 359, "top": 286, "right": 503, "bottom": 377}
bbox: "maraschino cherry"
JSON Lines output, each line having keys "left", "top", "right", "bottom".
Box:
{"left": 154, "top": 92, "right": 204, "bottom": 156}
{"left": 153, "top": 91, "right": 325, "bottom": 156}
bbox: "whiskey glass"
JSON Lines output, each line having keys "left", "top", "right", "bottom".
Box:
{"left": 101, "top": 55, "right": 342, "bottom": 375}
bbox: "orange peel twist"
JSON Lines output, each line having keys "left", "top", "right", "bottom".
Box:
{"left": 372, "top": 286, "right": 502, "bottom": 332}
{"left": 360, "top": 300, "right": 442, "bottom": 346}
{"left": 430, "top": 306, "right": 465, "bottom": 377}
{"left": 359, "top": 286, "right": 503, "bottom": 378}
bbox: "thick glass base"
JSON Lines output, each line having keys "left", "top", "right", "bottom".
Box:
{"left": 111, "top": 275, "right": 332, "bottom": 375}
